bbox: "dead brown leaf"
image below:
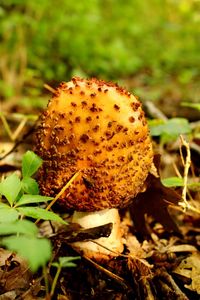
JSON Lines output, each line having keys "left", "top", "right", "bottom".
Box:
{"left": 129, "top": 154, "right": 181, "bottom": 239}
{"left": 173, "top": 252, "right": 200, "bottom": 294}
{"left": 0, "top": 248, "right": 31, "bottom": 293}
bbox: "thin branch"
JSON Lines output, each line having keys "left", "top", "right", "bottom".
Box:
{"left": 178, "top": 135, "right": 200, "bottom": 214}
{"left": 172, "top": 162, "right": 182, "bottom": 178}
{"left": 44, "top": 84, "right": 57, "bottom": 94}
{"left": 180, "top": 135, "right": 190, "bottom": 205}
{"left": 0, "top": 125, "right": 36, "bottom": 160}
{"left": 12, "top": 117, "right": 27, "bottom": 140}
{"left": 145, "top": 101, "right": 168, "bottom": 121}
{"left": 0, "top": 112, "right": 29, "bottom": 141}
{"left": 0, "top": 112, "right": 14, "bottom": 140}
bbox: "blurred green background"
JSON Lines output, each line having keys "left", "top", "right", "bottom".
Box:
{"left": 0, "top": 0, "right": 200, "bottom": 114}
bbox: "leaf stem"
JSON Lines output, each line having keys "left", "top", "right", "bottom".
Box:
{"left": 43, "top": 266, "right": 50, "bottom": 296}
{"left": 50, "top": 265, "right": 61, "bottom": 298}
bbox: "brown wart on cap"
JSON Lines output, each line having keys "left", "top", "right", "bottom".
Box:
{"left": 35, "top": 77, "right": 153, "bottom": 260}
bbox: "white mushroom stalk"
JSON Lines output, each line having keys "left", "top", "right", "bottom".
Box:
{"left": 71, "top": 208, "right": 124, "bottom": 259}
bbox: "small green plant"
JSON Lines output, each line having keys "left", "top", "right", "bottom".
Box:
{"left": 0, "top": 151, "right": 66, "bottom": 224}
{"left": 50, "top": 256, "right": 80, "bottom": 297}
{"left": 0, "top": 151, "right": 67, "bottom": 272}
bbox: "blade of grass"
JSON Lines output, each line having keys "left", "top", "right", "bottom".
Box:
{"left": 46, "top": 170, "right": 80, "bottom": 211}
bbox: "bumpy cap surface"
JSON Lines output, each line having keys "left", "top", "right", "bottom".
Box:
{"left": 35, "top": 77, "right": 153, "bottom": 211}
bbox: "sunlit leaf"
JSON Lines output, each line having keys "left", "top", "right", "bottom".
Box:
{"left": 161, "top": 177, "right": 184, "bottom": 187}
{"left": 15, "top": 194, "right": 53, "bottom": 207}
{"left": 181, "top": 102, "right": 200, "bottom": 111}
{"left": 22, "top": 151, "right": 43, "bottom": 178}
{"left": 21, "top": 177, "right": 39, "bottom": 195}
{"left": 187, "top": 182, "right": 200, "bottom": 192}
{"left": 0, "top": 173, "right": 21, "bottom": 206}
{"left": 0, "top": 205, "right": 19, "bottom": 223}
{"left": 58, "top": 256, "right": 80, "bottom": 268}
{"left": 17, "top": 207, "right": 67, "bottom": 224}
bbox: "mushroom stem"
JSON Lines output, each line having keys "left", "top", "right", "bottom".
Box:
{"left": 71, "top": 208, "right": 124, "bottom": 259}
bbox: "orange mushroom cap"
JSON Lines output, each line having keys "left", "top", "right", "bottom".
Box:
{"left": 35, "top": 77, "right": 153, "bottom": 211}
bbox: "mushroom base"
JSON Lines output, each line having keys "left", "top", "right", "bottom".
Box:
{"left": 71, "top": 208, "right": 124, "bottom": 260}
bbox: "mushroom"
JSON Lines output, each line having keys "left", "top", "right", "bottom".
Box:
{"left": 35, "top": 77, "right": 153, "bottom": 260}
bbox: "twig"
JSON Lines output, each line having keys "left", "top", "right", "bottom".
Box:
{"left": 179, "top": 135, "right": 190, "bottom": 204}
{"left": 155, "top": 268, "right": 189, "bottom": 300}
{"left": 83, "top": 255, "right": 129, "bottom": 290}
{"left": 44, "top": 84, "right": 57, "bottom": 94}
{"left": 0, "top": 112, "right": 13, "bottom": 140}
{"left": 178, "top": 135, "right": 200, "bottom": 214}
{"left": 1, "top": 112, "right": 28, "bottom": 141}
{"left": 190, "top": 120, "right": 200, "bottom": 129}
{"left": 190, "top": 142, "right": 200, "bottom": 155}
{"left": 0, "top": 125, "right": 36, "bottom": 160}
{"left": 12, "top": 117, "right": 27, "bottom": 140}
{"left": 172, "top": 162, "right": 182, "bottom": 178}
{"left": 87, "top": 239, "right": 152, "bottom": 268}
{"left": 144, "top": 101, "right": 168, "bottom": 121}
{"left": 3, "top": 112, "right": 38, "bottom": 123}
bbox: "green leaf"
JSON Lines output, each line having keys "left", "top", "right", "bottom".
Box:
{"left": 0, "top": 173, "right": 21, "bottom": 206}
{"left": 21, "top": 177, "right": 39, "bottom": 195}
{"left": 149, "top": 118, "right": 191, "bottom": 144}
{"left": 187, "top": 182, "right": 200, "bottom": 192}
{"left": 58, "top": 256, "right": 80, "bottom": 268}
{"left": 22, "top": 151, "right": 43, "bottom": 178}
{"left": 51, "top": 262, "right": 59, "bottom": 268}
{"left": 0, "top": 205, "right": 19, "bottom": 222}
{"left": 161, "top": 177, "right": 184, "bottom": 187}
{"left": 0, "top": 219, "right": 38, "bottom": 236}
{"left": 2, "top": 236, "right": 52, "bottom": 272}
{"left": 17, "top": 207, "right": 67, "bottom": 224}
{"left": 163, "top": 118, "right": 191, "bottom": 136}
{"left": 148, "top": 119, "right": 165, "bottom": 136}
{"left": 15, "top": 194, "right": 53, "bottom": 207}
{"left": 162, "top": 177, "right": 200, "bottom": 190}
{"left": 181, "top": 102, "right": 200, "bottom": 111}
